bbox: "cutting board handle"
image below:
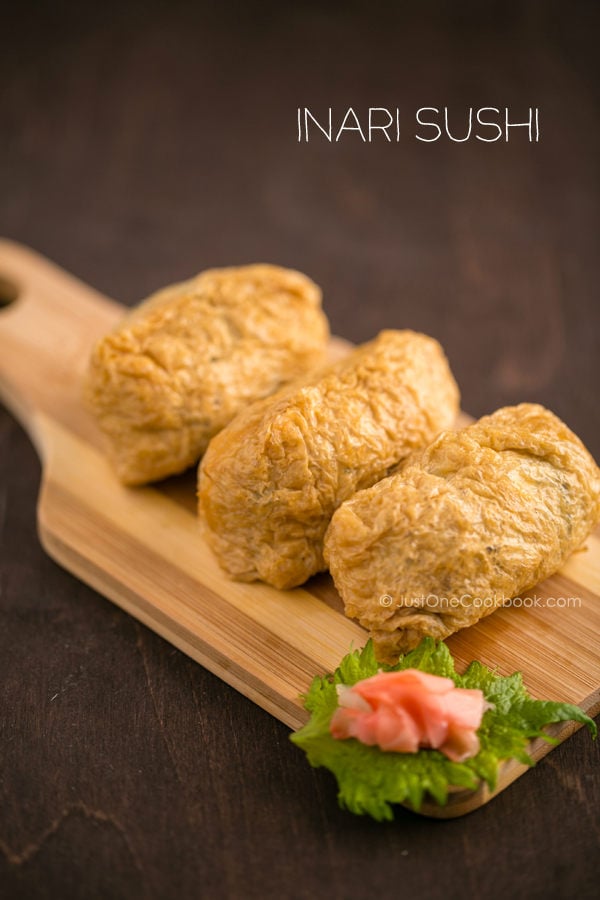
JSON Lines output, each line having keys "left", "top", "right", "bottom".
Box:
{"left": 0, "top": 239, "right": 123, "bottom": 458}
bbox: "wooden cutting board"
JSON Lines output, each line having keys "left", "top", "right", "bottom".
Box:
{"left": 0, "top": 239, "right": 598, "bottom": 819}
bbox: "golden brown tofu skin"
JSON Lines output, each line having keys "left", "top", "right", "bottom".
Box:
{"left": 324, "top": 403, "right": 600, "bottom": 663}
{"left": 85, "top": 265, "right": 329, "bottom": 485}
{"left": 198, "top": 330, "right": 460, "bottom": 589}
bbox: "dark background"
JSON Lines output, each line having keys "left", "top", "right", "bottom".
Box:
{"left": 1, "top": 2, "right": 599, "bottom": 898}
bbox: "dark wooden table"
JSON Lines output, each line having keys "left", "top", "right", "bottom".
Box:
{"left": 1, "top": 3, "right": 598, "bottom": 898}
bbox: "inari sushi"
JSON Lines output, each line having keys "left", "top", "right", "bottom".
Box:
{"left": 324, "top": 403, "right": 600, "bottom": 662}
{"left": 199, "top": 329, "right": 460, "bottom": 589}
{"left": 85, "top": 264, "right": 329, "bottom": 485}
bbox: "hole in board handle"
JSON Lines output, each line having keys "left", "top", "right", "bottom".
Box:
{"left": 0, "top": 274, "right": 20, "bottom": 308}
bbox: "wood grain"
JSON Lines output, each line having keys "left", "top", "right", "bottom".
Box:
{"left": 0, "top": 240, "right": 597, "bottom": 819}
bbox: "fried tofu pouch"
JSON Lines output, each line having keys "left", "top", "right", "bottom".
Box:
{"left": 85, "top": 265, "right": 329, "bottom": 485}
{"left": 199, "top": 330, "right": 460, "bottom": 589}
{"left": 324, "top": 403, "right": 600, "bottom": 663}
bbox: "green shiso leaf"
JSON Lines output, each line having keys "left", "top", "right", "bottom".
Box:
{"left": 290, "top": 638, "right": 596, "bottom": 822}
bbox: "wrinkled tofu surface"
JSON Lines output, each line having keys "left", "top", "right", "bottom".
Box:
{"left": 85, "top": 264, "right": 329, "bottom": 484}
{"left": 324, "top": 403, "right": 600, "bottom": 663}
{"left": 199, "top": 329, "right": 460, "bottom": 589}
